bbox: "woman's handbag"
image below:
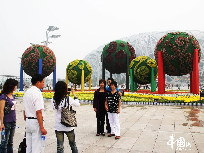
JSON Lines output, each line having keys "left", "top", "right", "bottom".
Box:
{"left": 61, "top": 96, "right": 77, "bottom": 127}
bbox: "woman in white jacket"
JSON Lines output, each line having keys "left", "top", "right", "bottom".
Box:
{"left": 52, "top": 81, "right": 80, "bottom": 153}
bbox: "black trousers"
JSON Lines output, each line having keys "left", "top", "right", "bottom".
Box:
{"left": 96, "top": 112, "right": 105, "bottom": 134}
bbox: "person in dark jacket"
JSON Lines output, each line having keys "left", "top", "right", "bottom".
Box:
{"left": 93, "top": 79, "right": 109, "bottom": 136}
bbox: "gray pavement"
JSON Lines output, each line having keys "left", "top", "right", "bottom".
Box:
{"left": 13, "top": 98, "right": 204, "bottom": 153}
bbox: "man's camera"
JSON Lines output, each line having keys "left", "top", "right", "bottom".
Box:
{"left": 68, "top": 88, "right": 71, "bottom": 95}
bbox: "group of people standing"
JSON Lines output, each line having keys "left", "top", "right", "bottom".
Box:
{"left": 0, "top": 75, "right": 80, "bottom": 153}
{"left": 93, "top": 78, "right": 121, "bottom": 139}
{"left": 0, "top": 75, "right": 122, "bottom": 153}
{"left": 23, "top": 75, "right": 80, "bottom": 153}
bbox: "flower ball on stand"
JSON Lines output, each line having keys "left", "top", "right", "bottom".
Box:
{"left": 66, "top": 59, "right": 92, "bottom": 86}
{"left": 21, "top": 45, "right": 56, "bottom": 77}
{"left": 154, "top": 32, "right": 201, "bottom": 76}
{"left": 129, "top": 56, "right": 158, "bottom": 85}
{"left": 102, "top": 40, "right": 136, "bottom": 74}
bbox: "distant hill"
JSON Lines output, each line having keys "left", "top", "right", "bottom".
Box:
{"left": 84, "top": 30, "right": 204, "bottom": 86}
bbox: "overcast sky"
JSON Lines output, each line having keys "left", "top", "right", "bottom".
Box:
{"left": 0, "top": 0, "right": 204, "bottom": 79}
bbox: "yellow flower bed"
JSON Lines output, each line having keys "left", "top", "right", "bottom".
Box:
{"left": 14, "top": 91, "right": 95, "bottom": 100}
{"left": 124, "top": 93, "right": 203, "bottom": 102}
{"left": 14, "top": 91, "right": 203, "bottom": 103}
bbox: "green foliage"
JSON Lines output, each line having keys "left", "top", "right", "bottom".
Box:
{"left": 66, "top": 60, "right": 92, "bottom": 85}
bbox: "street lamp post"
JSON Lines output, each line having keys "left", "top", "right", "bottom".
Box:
{"left": 20, "top": 26, "right": 60, "bottom": 91}
{"left": 42, "top": 26, "right": 61, "bottom": 46}
{"left": 40, "top": 26, "right": 61, "bottom": 90}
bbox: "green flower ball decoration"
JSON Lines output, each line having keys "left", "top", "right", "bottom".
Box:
{"left": 129, "top": 56, "right": 158, "bottom": 85}
{"left": 102, "top": 40, "right": 136, "bottom": 74}
{"left": 21, "top": 45, "right": 56, "bottom": 77}
{"left": 66, "top": 60, "right": 92, "bottom": 85}
{"left": 155, "top": 32, "right": 201, "bottom": 76}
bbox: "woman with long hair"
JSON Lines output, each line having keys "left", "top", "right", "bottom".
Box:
{"left": 52, "top": 81, "right": 80, "bottom": 153}
{"left": 93, "top": 79, "right": 108, "bottom": 136}
{"left": 0, "top": 78, "right": 18, "bottom": 153}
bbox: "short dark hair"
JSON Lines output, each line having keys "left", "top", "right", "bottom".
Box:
{"left": 110, "top": 81, "right": 117, "bottom": 88}
{"left": 99, "top": 79, "right": 106, "bottom": 87}
{"left": 31, "top": 74, "right": 45, "bottom": 85}
{"left": 2, "top": 79, "right": 18, "bottom": 94}
{"left": 107, "top": 78, "right": 114, "bottom": 82}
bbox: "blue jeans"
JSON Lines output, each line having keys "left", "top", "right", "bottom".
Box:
{"left": 0, "top": 122, "right": 16, "bottom": 153}
{"left": 55, "top": 130, "right": 78, "bottom": 153}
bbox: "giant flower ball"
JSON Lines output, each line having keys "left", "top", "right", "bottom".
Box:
{"left": 21, "top": 45, "right": 56, "bottom": 77}
{"left": 66, "top": 60, "right": 92, "bottom": 85}
{"left": 155, "top": 32, "right": 201, "bottom": 76}
{"left": 102, "top": 40, "right": 136, "bottom": 74}
{"left": 129, "top": 56, "right": 158, "bottom": 84}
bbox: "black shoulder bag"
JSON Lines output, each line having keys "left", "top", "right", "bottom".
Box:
{"left": 61, "top": 96, "right": 77, "bottom": 127}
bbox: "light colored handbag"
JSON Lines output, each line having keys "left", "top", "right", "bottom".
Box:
{"left": 61, "top": 96, "right": 77, "bottom": 127}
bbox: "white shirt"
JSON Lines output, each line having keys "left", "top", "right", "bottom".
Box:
{"left": 51, "top": 96, "right": 80, "bottom": 131}
{"left": 23, "top": 86, "right": 44, "bottom": 118}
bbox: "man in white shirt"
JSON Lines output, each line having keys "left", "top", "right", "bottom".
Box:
{"left": 23, "top": 74, "right": 47, "bottom": 153}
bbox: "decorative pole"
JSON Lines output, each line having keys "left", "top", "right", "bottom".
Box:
{"left": 38, "top": 59, "right": 43, "bottom": 75}
{"left": 20, "top": 64, "right": 24, "bottom": 91}
{"left": 192, "top": 49, "right": 199, "bottom": 94}
{"left": 101, "top": 54, "right": 105, "bottom": 80}
{"left": 133, "top": 81, "right": 137, "bottom": 92}
{"left": 150, "top": 67, "right": 156, "bottom": 92}
{"left": 81, "top": 69, "right": 85, "bottom": 91}
{"left": 53, "top": 67, "right": 56, "bottom": 89}
{"left": 130, "top": 68, "right": 134, "bottom": 92}
{"left": 65, "top": 69, "right": 69, "bottom": 87}
{"left": 126, "top": 54, "right": 129, "bottom": 91}
{"left": 89, "top": 78, "right": 92, "bottom": 90}
{"left": 110, "top": 72, "right": 112, "bottom": 79}
{"left": 157, "top": 51, "right": 165, "bottom": 94}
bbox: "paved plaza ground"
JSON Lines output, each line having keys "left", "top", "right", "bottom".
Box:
{"left": 13, "top": 98, "right": 204, "bottom": 153}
